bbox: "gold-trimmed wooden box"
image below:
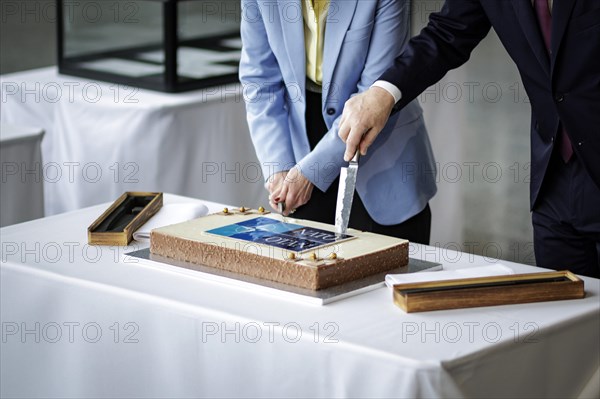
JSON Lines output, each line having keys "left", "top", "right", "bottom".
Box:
{"left": 393, "top": 271, "right": 585, "bottom": 313}
{"left": 88, "top": 192, "right": 163, "bottom": 246}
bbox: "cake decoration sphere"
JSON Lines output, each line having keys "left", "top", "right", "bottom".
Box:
{"left": 287, "top": 252, "right": 296, "bottom": 260}
{"left": 223, "top": 207, "right": 229, "bottom": 214}
{"left": 239, "top": 206, "right": 246, "bottom": 213}
{"left": 328, "top": 252, "right": 337, "bottom": 260}
{"left": 309, "top": 252, "right": 318, "bottom": 261}
{"left": 258, "top": 206, "right": 265, "bottom": 213}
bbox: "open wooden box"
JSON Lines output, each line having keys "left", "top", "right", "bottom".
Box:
{"left": 88, "top": 192, "right": 163, "bottom": 246}
{"left": 393, "top": 270, "right": 585, "bottom": 313}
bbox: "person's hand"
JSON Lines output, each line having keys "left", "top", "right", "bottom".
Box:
{"left": 266, "top": 171, "right": 288, "bottom": 211}
{"left": 338, "top": 86, "right": 396, "bottom": 161}
{"left": 271, "top": 166, "right": 314, "bottom": 216}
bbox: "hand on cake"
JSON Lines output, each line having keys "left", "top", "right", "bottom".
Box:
{"left": 267, "top": 171, "right": 287, "bottom": 211}
{"left": 266, "top": 171, "right": 287, "bottom": 196}
{"left": 338, "top": 86, "right": 395, "bottom": 161}
{"left": 269, "top": 167, "right": 314, "bottom": 216}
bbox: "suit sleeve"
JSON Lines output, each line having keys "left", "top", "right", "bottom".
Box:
{"left": 382, "top": 0, "right": 492, "bottom": 110}
{"left": 239, "top": 0, "right": 297, "bottom": 182}
{"left": 296, "top": 0, "right": 408, "bottom": 192}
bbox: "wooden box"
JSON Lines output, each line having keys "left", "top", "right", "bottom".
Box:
{"left": 88, "top": 192, "right": 163, "bottom": 246}
{"left": 393, "top": 271, "right": 585, "bottom": 313}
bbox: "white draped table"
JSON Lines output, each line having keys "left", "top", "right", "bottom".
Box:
{"left": 1, "top": 194, "right": 599, "bottom": 398}
{"left": 0, "top": 67, "right": 265, "bottom": 216}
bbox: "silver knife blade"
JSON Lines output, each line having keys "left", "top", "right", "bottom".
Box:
{"left": 278, "top": 202, "right": 287, "bottom": 223}
{"left": 335, "top": 152, "right": 360, "bottom": 235}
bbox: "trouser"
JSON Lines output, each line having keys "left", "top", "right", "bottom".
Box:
{"left": 293, "top": 89, "right": 431, "bottom": 245}
{"left": 533, "top": 148, "right": 600, "bottom": 278}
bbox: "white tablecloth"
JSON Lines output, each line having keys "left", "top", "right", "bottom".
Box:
{"left": 0, "top": 67, "right": 266, "bottom": 216}
{"left": 0, "top": 123, "right": 45, "bottom": 226}
{"left": 1, "top": 195, "right": 598, "bottom": 398}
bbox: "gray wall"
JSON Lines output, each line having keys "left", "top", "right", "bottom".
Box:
{"left": 0, "top": 0, "right": 535, "bottom": 265}
{"left": 1, "top": 0, "right": 56, "bottom": 74}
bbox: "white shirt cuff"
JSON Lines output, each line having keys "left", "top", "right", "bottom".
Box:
{"left": 372, "top": 80, "right": 402, "bottom": 104}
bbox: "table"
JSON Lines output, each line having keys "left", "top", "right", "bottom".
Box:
{"left": 1, "top": 194, "right": 599, "bottom": 398}
{"left": 0, "top": 123, "right": 45, "bottom": 227}
{"left": 0, "top": 67, "right": 265, "bottom": 216}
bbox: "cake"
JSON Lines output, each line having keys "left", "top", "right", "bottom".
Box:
{"left": 150, "top": 207, "right": 408, "bottom": 290}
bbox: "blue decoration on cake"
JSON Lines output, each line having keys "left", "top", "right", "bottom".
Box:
{"left": 207, "top": 217, "right": 352, "bottom": 252}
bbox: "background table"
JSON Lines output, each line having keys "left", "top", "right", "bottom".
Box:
{"left": 1, "top": 194, "right": 598, "bottom": 398}
{"left": 0, "top": 123, "right": 45, "bottom": 226}
{"left": 0, "top": 67, "right": 265, "bottom": 216}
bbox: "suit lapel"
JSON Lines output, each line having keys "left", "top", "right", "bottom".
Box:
{"left": 278, "top": 0, "right": 306, "bottom": 95}
{"left": 322, "top": 0, "right": 358, "bottom": 102}
{"left": 550, "top": 0, "right": 577, "bottom": 71}
{"left": 511, "top": 0, "right": 551, "bottom": 77}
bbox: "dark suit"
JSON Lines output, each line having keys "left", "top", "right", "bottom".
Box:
{"left": 381, "top": 0, "right": 600, "bottom": 276}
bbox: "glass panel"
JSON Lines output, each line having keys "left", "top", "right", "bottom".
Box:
{"left": 63, "top": 1, "right": 163, "bottom": 58}
{"left": 176, "top": 0, "right": 241, "bottom": 80}
{"left": 59, "top": 0, "right": 242, "bottom": 91}
{"left": 178, "top": 0, "right": 240, "bottom": 40}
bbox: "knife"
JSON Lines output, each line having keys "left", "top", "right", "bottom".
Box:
{"left": 278, "top": 202, "right": 287, "bottom": 223}
{"left": 335, "top": 151, "right": 360, "bottom": 235}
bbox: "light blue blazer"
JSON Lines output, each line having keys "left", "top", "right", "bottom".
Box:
{"left": 239, "top": 0, "right": 437, "bottom": 225}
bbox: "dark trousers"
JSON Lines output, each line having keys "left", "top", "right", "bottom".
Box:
{"left": 533, "top": 149, "right": 600, "bottom": 278}
{"left": 294, "top": 90, "right": 431, "bottom": 245}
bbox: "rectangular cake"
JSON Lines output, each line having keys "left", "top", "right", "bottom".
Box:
{"left": 150, "top": 208, "right": 408, "bottom": 290}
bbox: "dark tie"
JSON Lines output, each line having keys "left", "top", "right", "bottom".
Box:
{"left": 534, "top": 0, "right": 573, "bottom": 162}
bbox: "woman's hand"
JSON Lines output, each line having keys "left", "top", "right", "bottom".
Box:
{"left": 268, "top": 167, "right": 314, "bottom": 216}
{"left": 266, "top": 171, "right": 288, "bottom": 211}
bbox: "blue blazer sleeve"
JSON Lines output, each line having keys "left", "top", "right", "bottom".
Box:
{"left": 239, "top": 0, "right": 297, "bottom": 181}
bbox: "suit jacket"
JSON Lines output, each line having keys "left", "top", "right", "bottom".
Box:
{"left": 239, "top": 0, "right": 437, "bottom": 225}
{"left": 381, "top": 0, "right": 600, "bottom": 208}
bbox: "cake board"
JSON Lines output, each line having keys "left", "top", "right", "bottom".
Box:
{"left": 125, "top": 248, "right": 442, "bottom": 305}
